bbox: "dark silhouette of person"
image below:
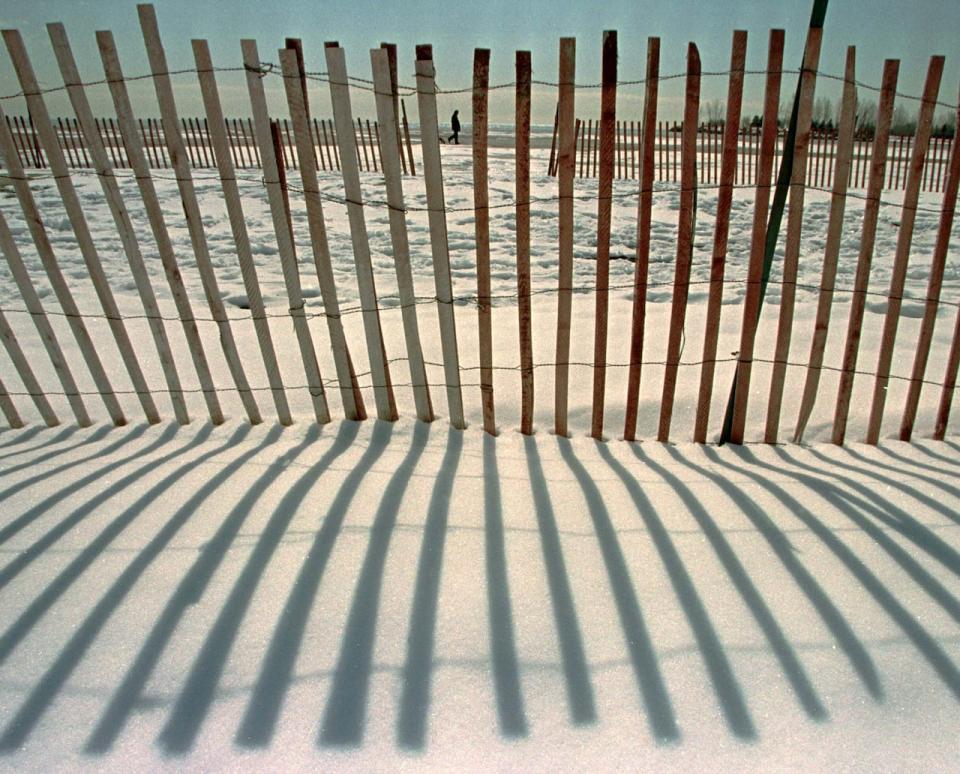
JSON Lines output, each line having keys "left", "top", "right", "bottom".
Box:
{"left": 448, "top": 110, "right": 461, "bottom": 144}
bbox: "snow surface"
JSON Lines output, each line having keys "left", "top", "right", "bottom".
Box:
{"left": 0, "top": 142, "right": 958, "bottom": 770}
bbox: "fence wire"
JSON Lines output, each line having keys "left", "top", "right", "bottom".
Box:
{"left": 2, "top": 63, "right": 958, "bottom": 111}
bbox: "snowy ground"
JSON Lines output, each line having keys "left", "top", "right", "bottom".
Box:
{"left": 0, "top": 143, "right": 958, "bottom": 769}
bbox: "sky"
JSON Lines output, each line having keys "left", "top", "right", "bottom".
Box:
{"left": 0, "top": 0, "right": 958, "bottom": 128}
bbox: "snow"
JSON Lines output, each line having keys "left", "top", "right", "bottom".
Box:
{"left": 0, "top": 138, "right": 958, "bottom": 770}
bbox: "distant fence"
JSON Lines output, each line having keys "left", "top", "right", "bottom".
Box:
{"left": 1, "top": 7, "right": 959, "bottom": 447}
{"left": 3, "top": 111, "right": 417, "bottom": 175}
{"left": 548, "top": 119, "right": 956, "bottom": 192}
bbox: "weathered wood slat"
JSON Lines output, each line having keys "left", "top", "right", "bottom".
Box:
{"left": 793, "top": 46, "right": 858, "bottom": 442}
{"left": 555, "top": 37, "right": 576, "bottom": 437}
{"left": 591, "top": 31, "right": 617, "bottom": 440}
{"left": 764, "top": 25, "right": 822, "bottom": 443}
{"left": 623, "top": 36, "right": 659, "bottom": 442}
{"left": 832, "top": 60, "right": 899, "bottom": 445}
{"left": 902, "top": 92, "right": 960, "bottom": 440}
{"left": 657, "top": 43, "right": 700, "bottom": 442}
{"left": 473, "top": 48, "right": 496, "bottom": 434}
{"left": 865, "top": 56, "right": 943, "bottom": 443}
{"left": 369, "top": 47, "right": 432, "bottom": 422}
{"left": 693, "top": 29, "right": 746, "bottom": 443}
{"left": 415, "top": 43, "right": 464, "bottom": 428}
{"left": 516, "top": 50, "right": 534, "bottom": 436}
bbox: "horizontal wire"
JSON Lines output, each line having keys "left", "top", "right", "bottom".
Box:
{"left": 3, "top": 352, "right": 950, "bottom": 401}
{"left": 1, "top": 61, "right": 957, "bottom": 111}
{"left": 4, "top": 166, "right": 949, "bottom": 216}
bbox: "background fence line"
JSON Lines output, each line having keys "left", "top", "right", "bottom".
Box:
{"left": 0, "top": 8, "right": 958, "bottom": 447}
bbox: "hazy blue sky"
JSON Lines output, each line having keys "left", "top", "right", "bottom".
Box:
{"left": 1, "top": 0, "right": 957, "bottom": 126}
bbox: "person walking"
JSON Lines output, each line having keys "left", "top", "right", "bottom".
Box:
{"left": 448, "top": 109, "right": 461, "bottom": 144}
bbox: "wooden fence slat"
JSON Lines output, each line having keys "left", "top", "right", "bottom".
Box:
{"left": 902, "top": 91, "right": 960, "bottom": 440}
{"left": 555, "top": 37, "right": 576, "bottom": 437}
{"left": 657, "top": 43, "right": 700, "bottom": 442}
{"left": 138, "top": 4, "right": 261, "bottom": 424}
{"left": 356, "top": 116, "right": 369, "bottom": 171}
{"left": 327, "top": 118, "right": 341, "bottom": 169}
{"left": 623, "top": 36, "right": 659, "bottom": 441}
{"left": 516, "top": 50, "right": 534, "bottom": 435}
{"left": 865, "top": 56, "right": 944, "bottom": 444}
{"left": 575, "top": 118, "right": 584, "bottom": 178}
{"left": 108, "top": 117, "right": 127, "bottom": 168}
{"left": 794, "top": 46, "right": 858, "bottom": 442}
{"left": 5, "top": 116, "right": 26, "bottom": 167}
{"left": 415, "top": 43, "right": 465, "bottom": 429}
{"left": 832, "top": 60, "right": 899, "bottom": 445}
{"left": 764, "top": 25, "right": 823, "bottom": 444}
{"left": 380, "top": 43, "right": 407, "bottom": 175}
{"left": 25, "top": 115, "right": 44, "bottom": 167}
{"left": 367, "top": 119, "right": 379, "bottom": 172}
{"left": 5, "top": 29, "right": 159, "bottom": 424}
{"left": 400, "top": 99, "right": 415, "bottom": 175}
{"left": 547, "top": 103, "right": 559, "bottom": 176}
{"left": 591, "top": 30, "right": 617, "bottom": 440}
{"left": 279, "top": 46, "right": 368, "bottom": 421}
{"left": 57, "top": 117, "right": 77, "bottom": 167}
{"left": 149, "top": 117, "right": 166, "bottom": 167}
{"left": 0, "top": 376, "right": 22, "bottom": 429}
{"left": 241, "top": 39, "right": 331, "bottom": 424}
{"left": 0, "top": 105, "right": 117, "bottom": 425}
{"left": 0, "top": 304, "right": 59, "bottom": 426}
{"left": 369, "top": 47, "right": 432, "bottom": 422}
{"left": 472, "top": 48, "right": 496, "bottom": 434}
{"left": 693, "top": 30, "right": 746, "bottom": 444}
{"left": 327, "top": 42, "right": 398, "bottom": 421}
{"left": 223, "top": 117, "right": 240, "bottom": 169}
{"left": 282, "top": 118, "right": 296, "bottom": 170}
{"left": 728, "top": 28, "right": 784, "bottom": 444}
{"left": 192, "top": 39, "right": 292, "bottom": 425}
{"left": 97, "top": 30, "right": 224, "bottom": 425}
{"left": 49, "top": 22, "right": 189, "bottom": 424}
{"left": 233, "top": 118, "right": 249, "bottom": 167}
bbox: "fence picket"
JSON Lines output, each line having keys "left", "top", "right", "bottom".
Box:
{"left": 794, "top": 46, "right": 858, "bottom": 442}
{"left": 0, "top": 305, "right": 58, "bottom": 427}
{"left": 555, "top": 37, "right": 576, "bottom": 437}
{"left": 50, "top": 22, "right": 189, "bottom": 424}
{"left": 139, "top": 4, "right": 261, "bottom": 424}
{"left": 764, "top": 25, "right": 822, "bottom": 443}
{"left": 473, "top": 48, "right": 496, "bottom": 434}
{"left": 5, "top": 29, "right": 159, "bottom": 424}
{"left": 624, "top": 37, "right": 659, "bottom": 441}
{"left": 658, "top": 44, "right": 700, "bottom": 442}
{"left": 591, "top": 30, "right": 617, "bottom": 440}
{"left": 903, "top": 93, "right": 960, "bottom": 439}
{"left": 694, "top": 29, "right": 746, "bottom": 443}
{"left": 193, "top": 39, "right": 292, "bottom": 425}
{"left": 98, "top": 30, "right": 224, "bottom": 425}
{"left": 327, "top": 42, "right": 398, "bottom": 421}
{"left": 728, "top": 28, "right": 784, "bottom": 443}
{"left": 369, "top": 48, "right": 432, "bottom": 422}
{"left": 414, "top": 44, "right": 464, "bottom": 428}
{"left": 0, "top": 377, "right": 22, "bottom": 429}
{"left": 832, "top": 60, "right": 898, "bottom": 444}
{"left": 516, "top": 50, "right": 534, "bottom": 436}
{"left": 866, "top": 56, "right": 944, "bottom": 443}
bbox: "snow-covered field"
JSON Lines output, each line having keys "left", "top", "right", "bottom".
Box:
{"left": 0, "top": 142, "right": 958, "bottom": 770}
